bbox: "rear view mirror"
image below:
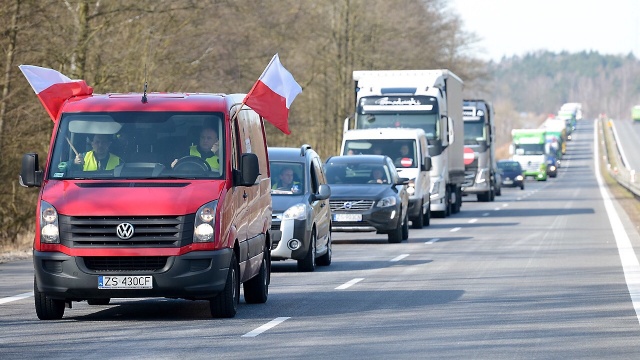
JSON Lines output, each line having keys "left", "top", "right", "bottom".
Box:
{"left": 235, "top": 153, "right": 259, "bottom": 186}
{"left": 20, "top": 153, "right": 43, "bottom": 187}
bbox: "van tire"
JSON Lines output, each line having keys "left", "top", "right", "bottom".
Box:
{"left": 411, "top": 201, "right": 424, "bottom": 229}
{"left": 209, "top": 252, "right": 239, "bottom": 318}
{"left": 316, "top": 231, "right": 332, "bottom": 266}
{"left": 87, "top": 298, "right": 110, "bottom": 305}
{"left": 298, "top": 230, "right": 316, "bottom": 272}
{"left": 244, "top": 249, "right": 269, "bottom": 304}
{"left": 423, "top": 203, "right": 431, "bottom": 226}
{"left": 34, "top": 278, "right": 65, "bottom": 320}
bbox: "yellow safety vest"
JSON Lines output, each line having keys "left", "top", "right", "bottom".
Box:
{"left": 190, "top": 145, "right": 220, "bottom": 170}
{"left": 83, "top": 151, "right": 121, "bottom": 171}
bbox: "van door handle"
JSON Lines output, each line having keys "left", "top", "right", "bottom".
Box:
{"left": 243, "top": 191, "right": 248, "bottom": 199}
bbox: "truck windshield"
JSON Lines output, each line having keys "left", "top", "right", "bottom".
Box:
{"left": 48, "top": 111, "right": 225, "bottom": 180}
{"left": 514, "top": 144, "right": 545, "bottom": 155}
{"left": 463, "top": 120, "right": 485, "bottom": 145}
{"left": 355, "top": 95, "right": 439, "bottom": 139}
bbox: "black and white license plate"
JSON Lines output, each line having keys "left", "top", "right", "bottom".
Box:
{"left": 98, "top": 276, "right": 153, "bottom": 289}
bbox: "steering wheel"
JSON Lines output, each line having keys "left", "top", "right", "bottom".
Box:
{"left": 172, "top": 156, "right": 211, "bottom": 173}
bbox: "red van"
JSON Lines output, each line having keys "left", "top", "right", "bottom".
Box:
{"left": 20, "top": 92, "right": 272, "bottom": 319}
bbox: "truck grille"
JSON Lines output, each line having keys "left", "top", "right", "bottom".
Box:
{"left": 83, "top": 256, "right": 168, "bottom": 271}
{"left": 329, "top": 200, "right": 374, "bottom": 212}
{"left": 462, "top": 170, "right": 476, "bottom": 187}
{"left": 59, "top": 215, "right": 194, "bottom": 248}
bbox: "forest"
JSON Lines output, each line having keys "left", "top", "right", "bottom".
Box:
{"left": 1, "top": 0, "right": 639, "bottom": 248}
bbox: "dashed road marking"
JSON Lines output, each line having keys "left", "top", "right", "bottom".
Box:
{"left": 0, "top": 292, "right": 33, "bottom": 305}
{"left": 390, "top": 254, "right": 409, "bottom": 262}
{"left": 468, "top": 218, "right": 478, "bottom": 223}
{"left": 425, "top": 238, "right": 440, "bottom": 244}
{"left": 242, "top": 317, "right": 290, "bottom": 337}
{"left": 450, "top": 227, "right": 461, "bottom": 232}
{"left": 335, "top": 278, "right": 364, "bottom": 290}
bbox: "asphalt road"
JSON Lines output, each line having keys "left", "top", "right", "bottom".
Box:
{"left": 1, "top": 120, "right": 640, "bottom": 359}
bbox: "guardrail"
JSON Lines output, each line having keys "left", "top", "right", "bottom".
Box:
{"left": 599, "top": 119, "right": 640, "bottom": 197}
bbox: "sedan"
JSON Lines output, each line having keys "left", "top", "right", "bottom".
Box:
{"left": 324, "top": 155, "right": 409, "bottom": 243}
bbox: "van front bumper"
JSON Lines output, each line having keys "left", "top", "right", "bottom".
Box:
{"left": 33, "top": 248, "right": 233, "bottom": 301}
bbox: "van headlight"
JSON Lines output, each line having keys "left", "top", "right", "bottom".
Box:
{"left": 194, "top": 200, "right": 217, "bottom": 242}
{"left": 376, "top": 196, "right": 397, "bottom": 207}
{"left": 40, "top": 201, "right": 59, "bottom": 243}
{"left": 406, "top": 179, "right": 416, "bottom": 196}
{"left": 283, "top": 203, "right": 307, "bottom": 220}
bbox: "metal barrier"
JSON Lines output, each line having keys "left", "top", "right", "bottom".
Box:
{"left": 600, "top": 119, "right": 640, "bottom": 197}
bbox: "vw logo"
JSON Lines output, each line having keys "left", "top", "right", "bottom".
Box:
{"left": 116, "top": 223, "right": 135, "bottom": 240}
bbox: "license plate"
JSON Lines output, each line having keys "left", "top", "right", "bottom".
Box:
{"left": 98, "top": 276, "right": 153, "bottom": 289}
{"left": 334, "top": 213, "right": 362, "bottom": 222}
{"left": 503, "top": 180, "right": 513, "bottom": 185}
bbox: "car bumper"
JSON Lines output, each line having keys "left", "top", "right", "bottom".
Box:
{"left": 462, "top": 181, "right": 490, "bottom": 195}
{"left": 331, "top": 206, "right": 401, "bottom": 233}
{"left": 33, "top": 248, "right": 232, "bottom": 301}
{"left": 270, "top": 218, "right": 310, "bottom": 261}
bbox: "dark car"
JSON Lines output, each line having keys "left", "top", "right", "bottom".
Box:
{"left": 497, "top": 160, "right": 525, "bottom": 190}
{"left": 269, "top": 145, "right": 332, "bottom": 272}
{"left": 324, "top": 155, "right": 410, "bottom": 243}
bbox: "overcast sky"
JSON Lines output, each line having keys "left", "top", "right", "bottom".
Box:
{"left": 448, "top": 0, "right": 640, "bottom": 61}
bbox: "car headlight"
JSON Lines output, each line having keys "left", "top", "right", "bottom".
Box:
{"left": 194, "top": 200, "right": 217, "bottom": 242}
{"left": 283, "top": 203, "right": 307, "bottom": 220}
{"left": 548, "top": 165, "right": 556, "bottom": 171}
{"left": 377, "top": 196, "right": 397, "bottom": 207}
{"left": 40, "top": 201, "right": 59, "bottom": 244}
{"left": 516, "top": 175, "right": 524, "bottom": 181}
{"left": 430, "top": 179, "right": 441, "bottom": 196}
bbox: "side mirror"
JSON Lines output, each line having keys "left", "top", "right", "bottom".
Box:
{"left": 20, "top": 153, "right": 43, "bottom": 187}
{"left": 235, "top": 153, "right": 259, "bottom": 186}
{"left": 422, "top": 157, "right": 432, "bottom": 171}
{"left": 397, "top": 177, "right": 410, "bottom": 185}
{"left": 313, "top": 184, "right": 331, "bottom": 201}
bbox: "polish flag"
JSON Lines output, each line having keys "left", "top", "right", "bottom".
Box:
{"left": 19, "top": 65, "right": 93, "bottom": 122}
{"left": 243, "top": 54, "right": 302, "bottom": 134}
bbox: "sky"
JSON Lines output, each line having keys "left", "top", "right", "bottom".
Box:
{"left": 449, "top": 0, "right": 640, "bottom": 61}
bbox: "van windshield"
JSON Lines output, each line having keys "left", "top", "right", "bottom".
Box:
{"left": 48, "top": 111, "right": 225, "bottom": 180}
{"left": 342, "top": 139, "right": 418, "bottom": 169}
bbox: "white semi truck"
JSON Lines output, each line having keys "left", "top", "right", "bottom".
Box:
{"left": 345, "top": 70, "right": 465, "bottom": 217}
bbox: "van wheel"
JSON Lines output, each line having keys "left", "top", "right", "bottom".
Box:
{"left": 411, "top": 201, "right": 424, "bottom": 229}
{"left": 444, "top": 187, "right": 451, "bottom": 217}
{"left": 34, "top": 278, "right": 65, "bottom": 320}
{"left": 401, "top": 212, "right": 409, "bottom": 240}
{"left": 388, "top": 216, "right": 403, "bottom": 243}
{"left": 209, "top": 252, "right": 239, "bottom": 318}
{"left": 298, "top": 230, "right": 316, "bottom": 272}
{"left": 423, "top": 202, "right": 430, "bottom": 226}
{"left": 87, "top": 298, "right": 110, "bottom": 305}
{"left": 316, "top": 231, "right": 332, "bottom": 266}
{"left": 243, "top": 249, "right": 269, "bottom": 304}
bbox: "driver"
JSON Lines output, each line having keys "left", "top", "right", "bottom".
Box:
{"left": 172, "top": 126, "right": 220, "bottom": 170}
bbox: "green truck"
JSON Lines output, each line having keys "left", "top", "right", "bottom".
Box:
{"left": 511, "top": 129, "right": 548, "bottom": 181}
{"left": 632, "top": 105, "right": 640, "bottom": 122}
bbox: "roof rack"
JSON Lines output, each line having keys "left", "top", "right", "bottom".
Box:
{"left": 300, "top": 144, "right": 312, "bottom": 157}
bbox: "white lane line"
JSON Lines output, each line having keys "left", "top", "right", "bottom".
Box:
{"left": 390, "top": 254, "right": 409, "bottom": 262}
{"left": 482, "top": 213, "right": 490, "bottom": 217}
{"left": 502, "top": 203, "right": 508, "bottom": 207}
{"left": 425, "top": 238, "right": 440, "bottom": 244}
{"left": 335, "top": 278, "right": 364, "bottom": 290}
{"left": 0, "top": 292, "right": 34, "bottom": 305}
{"left": 450, "top": 227, "right": 461, "bottom": 232}
{"left": 468, "top": 218, "right": 478, "bottom": 223}
{"left": 594, "top": 119, "right": 640, "bottom": 325}
{"left": 493, "top": 207, "right": 501, "bottom": 211}
{"left": 241, "top": 317, "right": 290, "bottom": 337}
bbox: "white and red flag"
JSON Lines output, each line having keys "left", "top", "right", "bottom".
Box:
{"left": 243, "top": 54, "right": 302, "bottom": 134}
{"left": 19, "top": 65, "right": 93, "bottom": 122}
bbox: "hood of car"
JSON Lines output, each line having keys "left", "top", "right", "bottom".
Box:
{"left": 500, "top": 170, "right": 522, "bottom": 178}
{"left": 327, "top": 184, "right": 394, "bottom": 200}
{"left": 271, "top": 194, "right": 308, "bottom": 213}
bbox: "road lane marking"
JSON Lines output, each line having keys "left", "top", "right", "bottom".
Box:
{"left": 335, "top": 278, "right": 364, "bottom": 290}
{"left": 502, "top": 203, "right": 508, "bottom": 207}
{"left": 450, "top": 227, "right": 461, "bottom": 232}
{"left": 0, "top": 292, "right": 33, "bottom": 305}
{"left": 390, "top": 254, "right": 409, "bottom": 262}
{"left": 241, "top": 317, "right": 290, "bottom": 337}
{"left": 493, "top": 207, "right": 501, "bottom": 211}
{"left": 594, "top": 119, "right": 640, "bottom": 325}
{"left": 425, "top": 238, "right": 440, "bottom": 244}
{"left": 468, "top": 218, "right": 478, "bottom": 223}
{"left": 482, "top": 213, "right": 490, "bottom": 217}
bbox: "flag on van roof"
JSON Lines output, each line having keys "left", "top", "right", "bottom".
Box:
{"left": 19, "top": 65, "right": 93, "bottom": 122}
{"left": 243, "top": 54, "right": 302, "bottom": 135}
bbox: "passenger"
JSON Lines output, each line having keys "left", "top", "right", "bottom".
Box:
{"left": 368, "top": 167, "right": 387, "bottom": 184}
{"left": 172, "top": 126, "right": 220, "bottom": 170}
{"left": 394, "top": 144, "right": 413, "bottom": 167}
{"left": 272, "top": 167, "right": 300, "bottom": 192}
{"left": 74, "top": 134, "right": 123, "bottom": 171}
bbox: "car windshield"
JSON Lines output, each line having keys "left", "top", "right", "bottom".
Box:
{"left": 343, "top": 140, "right": 417, "bottom": 169}
{"left": 498, "top": 162, "right": 520, "bottom": 171}
{"left": 325, "top": 162, "right": 391, "bottom": 185}
{"left": 270, "top": 162, "right": 305, "bottom": 195}
{"left": 48, "top": 111, "right": 225, "bottom": 180}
